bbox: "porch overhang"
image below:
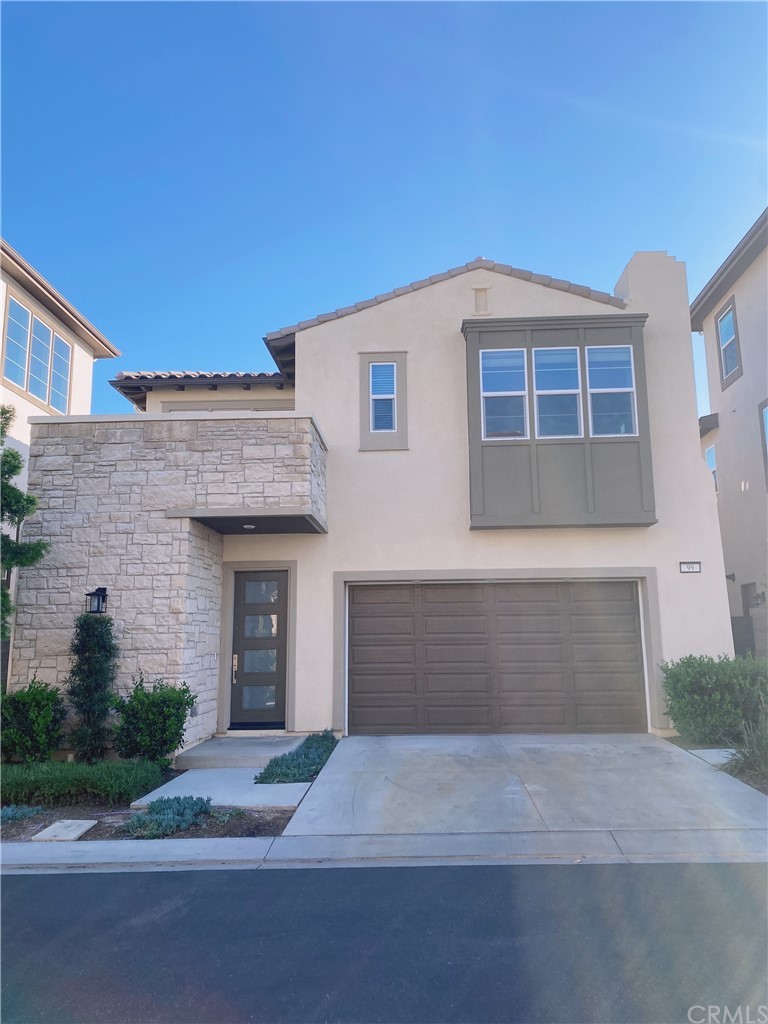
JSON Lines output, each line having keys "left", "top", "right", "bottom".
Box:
{"left": 166, "top": 507, "right": 327, "bottom": 535}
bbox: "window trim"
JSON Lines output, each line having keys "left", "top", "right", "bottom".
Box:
{"left": 759, "top": 399, "right": 768, "bottom": 491}
{"left": 2, "top": 291, "right": 73, "bottom": 413}
{"left": 704, "top": 444, "right": 718, "bottom": 491}
{"left": 359, "top": 351, "right": 408, "bottom": 451}
{"left": 715, "top": 296, "right": 743, "bottom": 390}
{"left": 480, "top": 347, "right": 529, "bottom": 441}
{"left": 532, "top": 346, "right": 583, "bottom": 439}
{"left": 369, "top": 361, "right": 397, "bottom": 434}
{"left": 585, "top": 344, "right": 638, "bottom": 438}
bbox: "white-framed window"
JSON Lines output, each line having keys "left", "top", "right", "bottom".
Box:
{"left": 533, "top": 347, "right": 582, "bottom": 438}
{"left": 2, "top": 295, "right": 71, "bottom": 412}
{"left": 480, "top": 348, "right": 527, "bottom": 439}
{"left": 586, "top": 345, "right": 637, "bottom": 436}
{"left": 717, "top": 304, "right": 740, "bottom": 381}
{"left": 705, "top": 445, "right": 717, "bottom": 491}
{"left": 369, "top": 361, "right": 396, "bottom": 432}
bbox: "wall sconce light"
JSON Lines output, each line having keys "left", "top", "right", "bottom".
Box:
{"left": 725, "top": 573, "right": 736, "bottom": 582}
{"left": 85, "top": 587, "right": 108, "bottom": 614}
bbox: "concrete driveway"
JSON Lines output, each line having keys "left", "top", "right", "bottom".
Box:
{"left": 282, "top": 734, "right": 768, "bottom": 860}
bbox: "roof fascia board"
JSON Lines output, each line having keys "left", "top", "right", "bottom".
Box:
{"left": 690, "top": 210, "right": 768, "bottom": 331}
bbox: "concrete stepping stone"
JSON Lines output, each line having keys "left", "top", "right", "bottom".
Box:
{"left": 30, "top": 820, "right": 97, "bottom": 842}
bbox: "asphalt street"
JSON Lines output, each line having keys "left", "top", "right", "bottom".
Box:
{"left": 2, "top": 863, "right": 766, "bottom": 1024}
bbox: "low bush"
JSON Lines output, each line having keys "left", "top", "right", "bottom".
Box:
{"left": 124, "top": 796, "right": 212, "bottom": 839}
{"left": 662, "top": 655, "right": 768, "bottom": 745}
{"left": 722, "top": 702, "right": 768, "bottom": 790}
{"left": 0, "top": 805, "right": 43, "bottom": 824}
{"left": 112, "top": 675, "right": 196, "bottom": 766}
{"left": 1, "top": 760, "right": 162, "bottom": 806}
{"left": 0, "top": 678, "right": 67, "bottom": 763}
{"left": 255, "top": 730, "right": 338, "bottom": 784}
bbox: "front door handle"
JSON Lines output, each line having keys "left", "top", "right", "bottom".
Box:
{"left": 232, "top": 654, "right": 238, "bottom": 684}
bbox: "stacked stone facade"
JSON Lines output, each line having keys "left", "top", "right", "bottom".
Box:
{"left": 10, "top": 413, "right": 327, "bottom": 746}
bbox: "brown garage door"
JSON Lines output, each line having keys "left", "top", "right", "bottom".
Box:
{"left": 348, "top": 581, "right": 646, "bottom": 734}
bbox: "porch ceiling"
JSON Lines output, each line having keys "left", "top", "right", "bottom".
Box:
{"left": 166, "top": 508, "right": 327, "bottom": 534}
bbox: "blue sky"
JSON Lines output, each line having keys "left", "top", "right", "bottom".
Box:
{"left": 2, "top": 2, "right": 766, "bottom": 414}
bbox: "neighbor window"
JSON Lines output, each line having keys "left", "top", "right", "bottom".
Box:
{"left": 359, "top": 352, "right": 408, "bottom": 451}
{"left": 705, "top": 445, "right": 717, "bottom": 491}
{"left": 533, "top": 347, "right": 582, "bottom": 437}
{"left": 586, "top": 346, "right": 637, "bottom": 436}
{"left": 481, "top": 349, "right": 527, "bottom": 439}
{"left": 759, "top": 399, "right": 768, "bottom": 490}
{"left": 716, "top": 299, "right": 742, "bottom": 388}
{"left": 370, "top": 362, "right": 396, "bottom": 432}
{"left": 3, "top": 295, "right": 71, "bottom": 412}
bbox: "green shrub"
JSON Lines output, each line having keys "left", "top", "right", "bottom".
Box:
{"left": 255, "top": 730, "right": 338, "bottom": 783}
{"left": 124, "top": 795, "right": 212, "bottom": 839}
{"left": 662, "top": 654, "right": 768, "bottom": 744}
{"left": 1, "top": 805, "right": 43, "bottom": 824}
{"left": 66, "top": 614, "right": 119, "bottom": 763}
{"left": 112, "top": 675, "right": 196, "bottom": 766}
{"left": 0, "top": 678, "right": 67, "bottom": 762}
{"left": 1, "top": 760, "right": 161, "bottom": 806}
{"left": 722, "top": 702, "right": 768, "bottom": 787}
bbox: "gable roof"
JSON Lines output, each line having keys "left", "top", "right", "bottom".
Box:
{"left": 1, "top": 239, "right": 121, "bottom": 359}
{"left": 263, "top": 256, "right": 626, "bottom": 382}
{"left": 690, "top": 209, "right": 768, "bottom": 331}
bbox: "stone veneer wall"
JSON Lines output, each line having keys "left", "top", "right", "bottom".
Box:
{"left": 10, "top": 414, "right": 327, "bottom": 746}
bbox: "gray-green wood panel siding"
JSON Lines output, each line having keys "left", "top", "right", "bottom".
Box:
{"left": 348, "top": 581, "right": 647, "bottom": 734}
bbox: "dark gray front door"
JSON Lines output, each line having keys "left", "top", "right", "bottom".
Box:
{"left": 230, "top": 571, "right": 288, "bottom": 728}
{"left": 348, "top": 581, "right": 647, "bottom": 734}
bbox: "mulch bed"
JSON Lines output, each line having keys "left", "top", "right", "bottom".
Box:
{"left": 1, "top": 805, "right": 294, "bottom": 842}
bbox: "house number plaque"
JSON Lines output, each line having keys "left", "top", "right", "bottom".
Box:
{"left": 679, "top": 562, "right": 702, "bottom": 573}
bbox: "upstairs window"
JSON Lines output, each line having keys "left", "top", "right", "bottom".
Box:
{"left": 716, "top": 299, "right": 742, "bottom": 389}
{"left": 705, "top": 445, "right": 718, "bottom": 491}
{"left": 587, "top": 346, "right": 637, "bottom": 436}
{"left": 3, "top": 295, "right": 71, "bottom": 412}
{"left": 481, "top": 349, "right": 527, "bottom": 439}
{"left": 533, "top": 347, "right": 582, "bottom": 437}
{"left": 370, "top": 362, "right": 396, "bottom": 432}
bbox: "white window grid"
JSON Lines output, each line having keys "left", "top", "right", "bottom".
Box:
{"left": 533, "top": 346, "right": 583, "bottom": 439}
{"left": 717, "top": 306, "right": 738, "bottom": 379}
{"left": 585, "top": 345, "right": 638, "bottom": 438}
{"left": 480, "top": 348, "right": 528, "bottom": 440}
{"left": 3, "top": 295, "right": 71, "bottom": 412}
{"left": 369, "top": 361, "right": 397, "bottom": 433}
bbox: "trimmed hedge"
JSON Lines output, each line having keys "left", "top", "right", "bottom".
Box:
{"left": 0, "top": 678, "right": 67, "bottom": 763}
{"left": 1, "top": 760, "right": 162, "bottom": 806}
{"left": 255, "top": 731, "right": 338, "bottom": 783}
{"left": 112, "top": 676, "right": 196, "bottom": 765}
{"left": 662, "top": 654, "right": 768, "bottom": 745}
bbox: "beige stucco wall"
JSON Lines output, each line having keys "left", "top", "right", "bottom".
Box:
{"left": 141, "top": 384, "right": 294, "bottom": 414}
{"left": 216, "top": 258, "right": 732, "bottom": 734}
{"left": 699, "top": 248, "right": 768, "bottom": 652}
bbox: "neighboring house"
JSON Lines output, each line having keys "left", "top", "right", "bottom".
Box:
{"left": 692, "top": 209, "right": 768, "bottom": 658}
{"left": 9, "top": 252, "right": 732, "bottom": 746}
{"left": 0, "top": 239, "right": 120, "bottom": 683}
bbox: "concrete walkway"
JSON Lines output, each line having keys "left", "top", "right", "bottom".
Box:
{"left": 175, "top": 736, "right": 303, "bottom": 770}
{"left": 3, "top": 734, "right": 766, "bottom": 872}
{"left": 131, "top": 771, "right": 310, "bottom": 810}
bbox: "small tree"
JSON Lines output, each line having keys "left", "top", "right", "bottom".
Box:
{"left": 66, "top": 614, "right": 119, "bottom": 762}
{"left": 1, "top": 405, "right": 49, "bottom": 645}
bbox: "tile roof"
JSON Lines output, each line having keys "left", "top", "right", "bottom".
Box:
{"left": 264, "top": 256, "right": 625, "bottom": 342}
{"left": 113, "top": 371, "right": 282, "bottom": 382}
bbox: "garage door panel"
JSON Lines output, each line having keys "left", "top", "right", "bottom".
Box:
{"left": 352, "top": 673, "right": 417, "bottom": 695}
{"left": 351, "top": 644, "right": 416, "bottom": 666}
{"left": 424, "top": 673, "right": 493, "bottom": 694}
{"left": 499, "top": 672, "right": 566, "bottom": 692}
{"left": 348, "top": 582, "right": 646, "bottom": 734}
{"left": 423, "top": 615, "right": 488, "bottom": 635}
{"left": 351, "top": 616, "right": 415, "bottom": 636}
{"left": 496, "top": 614, "right": 562, "bottom": 635}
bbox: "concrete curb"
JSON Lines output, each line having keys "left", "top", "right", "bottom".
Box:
{"left": 2, "top": 828, "right": 766, "bottom": 873}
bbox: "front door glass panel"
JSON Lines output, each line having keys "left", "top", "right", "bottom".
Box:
{"left": 231, "top": 571, "right": 288, "bottom": 728}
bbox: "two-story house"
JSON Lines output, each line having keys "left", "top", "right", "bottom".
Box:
{"left": 1, "top": 240, "right": 120, "bottom": 684}
{"left": 692, "top": 209, "right": 768, "bottom": 658}
{"left": 8, "top": 251, "right": 732, "bottom": 746}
